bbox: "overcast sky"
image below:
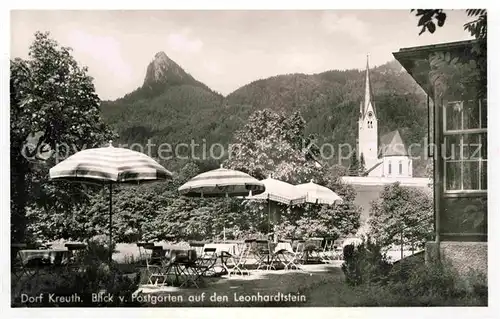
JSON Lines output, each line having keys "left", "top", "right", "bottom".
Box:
{"left": 11, "top": 10, "right": 473, "bottom": 100}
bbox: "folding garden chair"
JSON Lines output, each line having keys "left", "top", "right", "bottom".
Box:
{"left": 11, "top": 244, "right": 28, "bottom": 281}
{"left": 142, "top": 244, "right": 170, "bottom": 287}
{"left": 168, "top": 249, "right": 206, "bottom": 288}
{"left": 195, "top": 246, "right": 220, "bottom": 277}
{"left": 303, "top": 237, "right": 323, "bottom": 264}
{"left": 320, "top": 238, "right": 335, "bottom": 263}
{"left": 188, "top": 241, "right": 208, "bottom": 257}
{"left": 64, "top": 243, "right": 87, "bottom": 271}
{"left": 221, "top": 242, "right": 249, "bottom": 276}
{"left": 270, "top": 239, "right": 292, "bottom": 270}
{"left": 283, "top": 240, "right": 306, "bottom": 271}
{"left": 333, "top": 239, "right": 344, "bottom": 260}
{"left": 254, "top": 239, "right": 276, "bottom": 270}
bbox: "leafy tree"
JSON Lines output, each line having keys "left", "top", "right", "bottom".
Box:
{"left": 348, "top": 151, "right": 359, "bottom": 176}
{"left": 10, "top": 31, "right": 115, "bottom": 243}
{"left": 368, "top": 182, "right": 433, "bottom": 250}
{"left": 225, "top": 109, "right": 325, "bottom": 184}
{"left": 411, "top": 9, "right": 486, "bottom": 96}
{"left": 412, "top": 9, "right": 486, "bottom": 39}
{"left": 359, "top": 153, "right": 366, "bottom": 176}
{"left": 225, "top": 109, "right": 361, "bottom": 239}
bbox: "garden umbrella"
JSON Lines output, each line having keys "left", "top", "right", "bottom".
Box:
{"left": 246, "top": 176, "right": 306, "bottom": 206}
{"left": 178, "top": 165, "right": 265, "bottom": 241}
{"left": 295, "top": 180, "right": 343, "bottom": 205}
{"left": 245, "top": 176, "right": 306, "bottom": 239}
{"left": 49, "top": 141, "right": 172, "bottom": 262}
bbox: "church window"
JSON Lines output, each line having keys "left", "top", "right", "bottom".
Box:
{"left": 388, "top": 161, "right": 392, "bottom": 175}
{"left": 399, "top": 161, "right": 403, "bottom": 175}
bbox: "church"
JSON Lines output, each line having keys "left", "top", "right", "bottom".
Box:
{"left": 357, "top": 56, "right": 413, "bottom": 178}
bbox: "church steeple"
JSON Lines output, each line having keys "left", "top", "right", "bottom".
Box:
{"left": 358, "top": 54, "right": 378, "bottom": 172}
{"left": 363, "top": 54, "right": 376, "bottom": 118}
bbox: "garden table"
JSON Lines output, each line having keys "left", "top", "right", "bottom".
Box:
{"left": 275, "top": 242, "right": 293, "bottom": 253}
{"left": 17, "top": 249, "right": 70, "bottom": 266}
{"left": 203, "top": 243, "right": 239, "bottom": 256}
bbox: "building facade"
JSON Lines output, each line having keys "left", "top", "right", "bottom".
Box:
{"left": 394, "top": 40, "right": 487, "bottom": 275}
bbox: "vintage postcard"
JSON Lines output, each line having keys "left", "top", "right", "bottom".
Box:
{"left": 5, "top": 4, "right": 495, "bottom": 318}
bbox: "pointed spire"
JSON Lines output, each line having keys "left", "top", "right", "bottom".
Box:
{"left": 362, "top": 54, "right": 376, "bottom": 117}
{"left": 364, "top": 54, "right": 371, "bottom": 112}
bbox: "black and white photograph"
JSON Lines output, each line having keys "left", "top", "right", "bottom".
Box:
{"left": 4, "top": 5, "right": 494, "bottom": 313}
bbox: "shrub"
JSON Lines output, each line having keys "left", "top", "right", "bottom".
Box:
{"left": 386, "top": 259, "right": 488, "bottom": 306}
{"left": 341, "top": 236, "right": 392, "bottom": 286}
{"left": 12, "top": 239, "right": 141, "bottom": 307}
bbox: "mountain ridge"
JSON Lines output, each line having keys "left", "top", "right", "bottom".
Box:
{"left": 100, "top": 53, "right": 429, "bottom": 175}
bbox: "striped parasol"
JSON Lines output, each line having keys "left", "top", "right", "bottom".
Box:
{"left": 49, "top": 141, "right": 172, "bottom": 262}
{"left": 246, "top": 176, "right": 306, "bottom": 241}
{"left": 246, "top": 176, "right": 305, "bottom": 205}
{"left": 178, "top": 166, "right": 265, "bottom": 197}
{"left": 178, "top": 165, "right": 264, "bottom": 241}
{"left": 49, "top": 143, "right": 171, "bottom": 183}
{"left": 295, "top": 180, "right": 343, "bottom": 205}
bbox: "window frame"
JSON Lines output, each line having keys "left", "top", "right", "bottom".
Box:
{"left": 443, "top": 99, "right": 487, "bottom": 195}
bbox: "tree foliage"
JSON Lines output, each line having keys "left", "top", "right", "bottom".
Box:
{"left": 348, "top": 151, "right": 359, "bottom": 176}
{"left": 412, "top": 9, "right": 486, "bottom": 40}
{"left": 368, "top": 182, "right": 433, "bottom": 249}
{"left": 226, "top": 110, "right": 361, "bottom": 239}
{"left": 412, "top": 9, "right": 487, "bottom": 97}
{"left": 359, "top": 153, "right": 366, "bottom": 176}
{"left": 225, "top": 109, "right": 323, "bottom": 184}
{"left": 10, "top": 31, "right": 115, "bottom": 242}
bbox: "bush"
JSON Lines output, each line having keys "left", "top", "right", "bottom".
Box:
{"left": 341, "top": 236, "right": 392, "bottom": 286}
{"left": 343, "top": 253, "right": 488, "bottom": 306}
{"left": 12, "top": 238, "right": 142, "bottom": 307}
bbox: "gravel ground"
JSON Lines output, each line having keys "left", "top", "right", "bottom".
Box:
{"left": 134, "top": 263, "right": 345, "bottom": 307}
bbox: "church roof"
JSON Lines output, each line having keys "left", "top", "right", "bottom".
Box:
{"left": 380, "top": 130, "right": 408, "bottom": 156}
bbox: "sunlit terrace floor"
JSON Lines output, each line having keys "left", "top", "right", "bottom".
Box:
{"left": 134, "top": 263, "right": 344, "bottom": 307}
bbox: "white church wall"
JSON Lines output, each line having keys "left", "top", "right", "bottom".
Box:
{"left": 382, "top": 155, "right": 413, "bottom": 177}
{"left": 341, "top": 176, "right": 430, "bottom": 188}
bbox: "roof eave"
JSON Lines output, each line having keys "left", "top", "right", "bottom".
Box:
{"left": 392, "top": 39, "right": 478, "bottom": 96}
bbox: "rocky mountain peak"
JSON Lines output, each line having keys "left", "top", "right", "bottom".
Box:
{"left": 143, "top": 51, "right": 187, "bottom": 87}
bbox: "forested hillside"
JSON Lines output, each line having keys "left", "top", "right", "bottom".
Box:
{"left": 100, "top": 54, "right": 429, "bottom": 176}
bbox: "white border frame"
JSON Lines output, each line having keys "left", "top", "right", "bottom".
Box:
{"left": 2, "top": 2, "right": 499, "bottom": 319}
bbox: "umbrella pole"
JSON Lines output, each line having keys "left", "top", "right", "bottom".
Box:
{"left": 224, "top": 196, "right": 229, "bottom": 242}
{"left": 268, "top": 199, "right": 271, "bottom": 237}
{"left": 109, "top": 182, "right": 113, "bottom": 264}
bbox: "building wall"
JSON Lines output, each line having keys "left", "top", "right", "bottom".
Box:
{"left": 341, "top": 176, "right": 430, "bottom": 188}
{"left": 425, "top": 241, "right": 487, "bottom": 277}
{"left": 382, "top": 155, "right": 413, "bottom": 177}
